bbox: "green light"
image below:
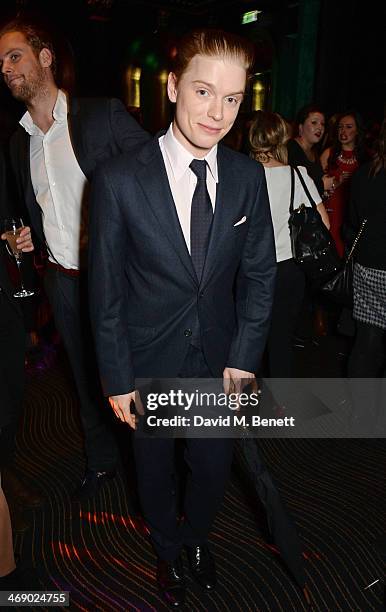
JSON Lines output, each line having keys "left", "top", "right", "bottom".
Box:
{"left": 242, "top": 10, "right": 262, "bottom": 25}
{"left": 144, "top": 53, "right": 159, "bottom": 70}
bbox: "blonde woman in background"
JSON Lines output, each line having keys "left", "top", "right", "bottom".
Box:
{"left": 249, "top": 111, "right": 329, "bottom": 378}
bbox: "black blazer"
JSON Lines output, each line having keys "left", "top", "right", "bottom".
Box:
{"left": 0, "top": 245, "right": 22, "bottom": 316}
{"left": 9, "top": 96, "right": 150, "bottom": 246}
{"left": 0, "top": 145, "right": 22, "bottom": 316}
{"left": 347, "top": 162, "right": 386, "bottom": 270}
{"left": 0, "top": 147, "right": 24, "bottom": 428}
{"left": 88, "top": 136, "right": 277, "bottom": 396}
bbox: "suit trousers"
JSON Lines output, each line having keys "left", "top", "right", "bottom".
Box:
{"left": 44, "top": 268, "right": 118, "bottom": 471}
{"left": 132, "top": 345, "right": 234, "bottom": 561}
{"left": 0, "top": 292, "right": 26, "bottom": 467}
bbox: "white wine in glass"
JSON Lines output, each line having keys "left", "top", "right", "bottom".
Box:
{"left": 3, "top": 217, "right": 35, "bottom": 298}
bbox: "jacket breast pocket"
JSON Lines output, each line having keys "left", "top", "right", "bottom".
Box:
{"left": 233, "top": 222, "right": 248, "bottom": 232}
{"left": 230, "top": 219, "right": 249, "bottom": 243}
{"left": 127, "top": 325, "right": 157, "bottom": 349}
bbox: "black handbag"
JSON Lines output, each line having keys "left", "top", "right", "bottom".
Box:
{"left": 289, "top": 166, "right": 341, "bottom": 285}
{"left": 320, "top": 219, "right": 367, "bottom": 308}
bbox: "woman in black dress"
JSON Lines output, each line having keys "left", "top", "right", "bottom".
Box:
{"left": 287, "top": 104, "right": 334, "bottom": 198}
{"left": 287, "top": 105, "right": 334, "bottom": 337}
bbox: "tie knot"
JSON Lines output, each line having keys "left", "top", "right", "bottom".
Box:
{"left": 190, "top": 159, "right": 207, "bottom": 181}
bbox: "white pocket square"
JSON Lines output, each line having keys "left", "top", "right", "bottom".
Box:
{"left": 233, "top": 215, "right": 247, "bottom": 227}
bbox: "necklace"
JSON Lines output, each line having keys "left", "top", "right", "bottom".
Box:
{"left": 338, "top": 151, "right": 357, "bottom": 165}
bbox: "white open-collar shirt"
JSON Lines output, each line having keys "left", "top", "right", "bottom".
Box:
{"left": 20, "top": 89, "right": 88, "bottom": 270}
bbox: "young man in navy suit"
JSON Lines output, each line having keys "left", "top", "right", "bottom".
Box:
{"left": 0, "top": 19, "right": 150, "bottom": 501}
{"left": 89, "top": 29, "right": 276, "bottom": 606}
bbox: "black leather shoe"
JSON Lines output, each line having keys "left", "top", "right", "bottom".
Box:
{"left": 186, "top": 545, "right": 216, "bottom": 591}
{"left": 157, "top": 555, "right": 185, "bottom": 607}
{"left": 72, "top": 469, "right": 116, "bottom": 502}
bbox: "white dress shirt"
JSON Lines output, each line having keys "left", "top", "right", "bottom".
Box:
{"left": 264, "top": 165, "right": 322, "bottom": 263}
{"left": 20, "top": 89, "right": 88, "bottom": 270}
{"left": 159, "top": 124, "right": 218, "bottom": 253}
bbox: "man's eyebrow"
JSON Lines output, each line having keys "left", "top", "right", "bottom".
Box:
{"left": 192, "top": 80, "right": 244, "bottom": 96}
{"left": 192, "top": 80, "right": 214, "bottom": 88}
{"left": 1, "top": 47, "right": 24, "bottom": 57}
{"left": 225, "top": 91, "right": 244, "bottom": 97}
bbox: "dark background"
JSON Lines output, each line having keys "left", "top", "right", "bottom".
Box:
{"left": 1, "top": 0, "right": 385, "bottom": 136}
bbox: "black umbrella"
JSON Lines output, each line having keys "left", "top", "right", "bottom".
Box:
{"left": 237, "top": 433, "right": 307, "bottom": 591}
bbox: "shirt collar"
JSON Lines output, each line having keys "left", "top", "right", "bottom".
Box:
{"left": 52, "top": 89, "right": 68, "bottom": 122}
{"left": 162, "top": 124, "right": 218, "bottom": 183}
{"left": 19, "top": 89, "right": 67, "bottom": 136}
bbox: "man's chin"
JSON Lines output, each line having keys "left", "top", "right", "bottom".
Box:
{"left": 9, "top": 86, "right": 30, "bottom": 103}
{"left": 192, "top": 133, "right": 224, "bottom": 151}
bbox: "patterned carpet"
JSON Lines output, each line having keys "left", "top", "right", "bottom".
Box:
{"left": 12, "top": 348, "right": 386, "bottom": 611}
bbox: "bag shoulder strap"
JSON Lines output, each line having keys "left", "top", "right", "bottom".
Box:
{"left": 346, "top": 219, "right": 367, "bottom": 262}
{"left": 289, "top": 166, "right": 295, "bottom": 213}
{"left": 292, "top": 165, "right": 317, "bottom": 210}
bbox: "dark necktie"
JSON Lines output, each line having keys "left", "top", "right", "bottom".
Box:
{"left": 189, "top": 159, "right": 213, "bottom": 281}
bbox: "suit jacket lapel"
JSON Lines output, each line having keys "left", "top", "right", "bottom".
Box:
{"left": 201, "top": 146, "right": 240, "bottom": 285}
{"left": 67, "top": 97, "right": 90, "bottom": 178}
{"left": 136, "top": 138, "right": 197, "bottom": 284}
{"left": 19, "top": 130, "right": 33, "bottom": 201}
{"left": 17, "top": 130, "right": 45, "bottom": 243}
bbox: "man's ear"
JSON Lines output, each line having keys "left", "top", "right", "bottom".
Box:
{"left": 167, "top": 72, "right": 178, "bottom": 103}
{"left": 39, "top": 47, "right": 53, "bottom": 69}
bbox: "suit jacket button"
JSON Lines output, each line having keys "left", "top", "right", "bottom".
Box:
{"left": 184, "top": 329, "right": 192, "bottom": 337}
{"left": 199, "top": 291, "right": 204, "bottom": 298}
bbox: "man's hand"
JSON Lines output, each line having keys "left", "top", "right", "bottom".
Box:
{"left": 1, "top": 225, "right": 34, "bottom": 252}
{"left": 223, "top": 367, "right": 257, "bottom": 395}
{"left": 108, "top": 390, "right": 143, "bottom": 430}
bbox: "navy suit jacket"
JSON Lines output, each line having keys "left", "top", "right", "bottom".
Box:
{"left": 9, "top": 96, "right": 150, "bottom": 247}
{"left": 89, "top": 135, "right": 276, "bottom": 396}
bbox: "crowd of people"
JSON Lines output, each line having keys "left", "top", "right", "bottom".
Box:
{"left": 247, "top": 105, "right": 383, "bottom": 377}
{"left": 0, "top": 15, "right": 385, "bottom": 607}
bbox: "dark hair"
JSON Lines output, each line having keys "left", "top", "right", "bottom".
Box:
{"left": 293, "top": 103, "right": 325, "bottom": 138}
{"left": 327, "top": 109, "right": 367, "bottom": 171}
{"left": 172, "top": 28, "right": 255, "bottom": 81}
{"left": 0, "top": 18, "right": 57, "bottom": 76}
{"left": 369, "top": 117, "right": 386, "bottom": 177}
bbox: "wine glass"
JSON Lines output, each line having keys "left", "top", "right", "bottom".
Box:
{"left": 2, "top": 217, "right": 35, "bottom": 298}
